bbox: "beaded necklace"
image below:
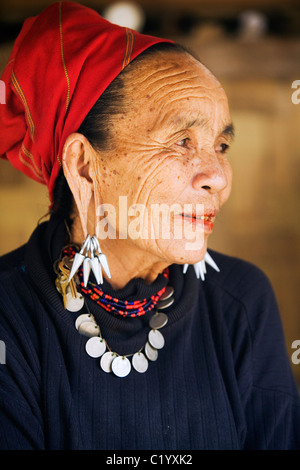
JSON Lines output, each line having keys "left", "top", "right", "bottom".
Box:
{"left": 61, "top": 246, "right": 169, "bottom": 318}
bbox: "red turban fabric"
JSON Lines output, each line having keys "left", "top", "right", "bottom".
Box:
{"left": 0, "top": 1, "right": 172, "bottom": 205}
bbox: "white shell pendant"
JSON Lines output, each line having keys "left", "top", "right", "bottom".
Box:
{"left": 132, "top": 352, "right": 148, "bottom": 373}
{"left": 85, "top": 336, "right": 106, "bottom": 358}
{"left": 111, "top": 356, "right": 131, "bottom": 378}
{"left": 100, "top": 351, "right": 117, "bottom": 373}
{"left": 66, "top": 291, "right": 84, "bottom": 312}
{"left": 159, "top": 286, "right": 174, "bottom": 301}
{"left": 78, "top": 321, "right": 100, "bottom": 337}
{"left": 75, "top": 313, "right": 93, "bottom": 330}
{"left": 75, "top": 313, "right": 100, "bottom": 337}
{"left": 145, "top": 341, "right": 158, "bottom": 361}
{"left": 156, "top": 297, "right": 174, "bottom": 310}
{"left": 149, "top": 312, "right": 168, "bottom": 330}
{"left": 148, "top": 329, "right": 165, "bottom": 350}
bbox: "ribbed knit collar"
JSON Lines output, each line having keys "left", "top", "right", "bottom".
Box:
{"left": 24, "top": 215, "right": 202, "bottom": 355}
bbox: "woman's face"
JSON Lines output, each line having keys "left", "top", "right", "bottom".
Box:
{"left": 93, "top": 52, "right": 233, "bottom": 265}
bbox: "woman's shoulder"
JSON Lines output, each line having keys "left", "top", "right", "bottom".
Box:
{"left": 207, "top": 248, "right": 272, "bottom": 285}
{"left": 0, "top": 244, "right": 27, "bottom": 274}
{"left": 204, "top": 248, "right": 276, "bottom": 306}
{"left": 0, "top": 244, "right": 38, "bottom": 330}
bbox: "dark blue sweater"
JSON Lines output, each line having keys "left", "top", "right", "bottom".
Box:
{"left": 0, "top": 215, "right": 299, "bottom": 450}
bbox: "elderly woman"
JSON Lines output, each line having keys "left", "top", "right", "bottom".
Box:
{"left": 0, "top": 1, "right": 299, "bottom": 450}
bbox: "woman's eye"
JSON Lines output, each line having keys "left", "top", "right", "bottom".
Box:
{"left": 177, "top": 138, "right": 190, "bottom": 148}
{"left": 219, "top": 143, "right": 229, "bottom": 154}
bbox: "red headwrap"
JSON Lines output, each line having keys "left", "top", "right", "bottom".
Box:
{"left": 0, "top": 1, "right": 172, "bottom": 205}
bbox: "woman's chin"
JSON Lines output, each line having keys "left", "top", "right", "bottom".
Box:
{"left": 155, "top": 237, "right": 208, "bottom": 266}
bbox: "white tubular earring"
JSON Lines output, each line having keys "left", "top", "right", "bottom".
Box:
{"left": 183, "top": 251, "right": 220, "bottom": 281}
{"left": 68, "top": 234, "right": 111, "bottom": 286}
{"left": 68, "top": 234, "right": 91, "bottom": 284}
{"left": 89, "top": 237, "right": 103, "bottom": 285}
{"left": 91, "top": 235, "right": 111, "bottom": 280}
{"left": 82, "top": 238, "right": 92, "bottom": 287}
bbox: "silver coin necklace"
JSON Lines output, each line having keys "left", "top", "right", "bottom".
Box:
{"left": 70, "top": 285, "right": 175, "bottom": 378}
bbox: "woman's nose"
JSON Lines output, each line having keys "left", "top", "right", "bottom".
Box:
{"left": 191, "top": 152, "right": 228, "bottom": 195}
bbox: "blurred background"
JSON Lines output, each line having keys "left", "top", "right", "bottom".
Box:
{"left": 0, "top": 0, "right": 300, "bottom": 380}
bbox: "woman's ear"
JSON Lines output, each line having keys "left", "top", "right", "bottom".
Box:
{"left": 62, "top": 133, "right": 95, "bottom": 237}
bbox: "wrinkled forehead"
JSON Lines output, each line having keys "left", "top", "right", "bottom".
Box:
{"left": 124, "top": 52, "right": 230, "bottom": 133}
{"left": 125, "top": 52, "right": 225, "bottom": 101}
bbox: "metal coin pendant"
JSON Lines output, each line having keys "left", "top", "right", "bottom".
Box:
{"left": 66, "top": 291, "right": 84, "bottom": 312}
{"left": 100, "top": 351, "right": 117, "bottom": 373}
{"left": 111, "top": 356, "right": 131, "bottom": 378}
{"left": 156, "top": 296, "right": 174, "bottom": 310}
{"left": 75, "top": 313, "right": 93, "bottom": 330}
{"left": 78, "top": 321, "right": 100, "bottom": 337}
{"left": 85, "top": 336, "right": 106, "bottom": 358}
{"left": 148, "top": 329, "right": 165, "bottom": 349}
{"left": 145, "top": 341, "right": 158, "bottom": 361}
{"left": 132, "top": 352, "right": 148, "bottom": 373}
{"left": 159, "top": 286, "right": 174, "bottom": 301}
{"left": 149, "top": 312, "right": 168, "bottom": 330}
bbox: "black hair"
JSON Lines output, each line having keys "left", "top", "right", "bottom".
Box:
{"left": 52, "top": 42, "right": 194, "bottom": 220}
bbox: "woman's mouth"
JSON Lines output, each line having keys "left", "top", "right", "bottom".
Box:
{"left": 178, "top": 212, "right": 216, "bottom": 232}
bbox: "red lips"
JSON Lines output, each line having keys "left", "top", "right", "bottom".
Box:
{"left": 179, "top": 212, "right": 217, "bottom": 232}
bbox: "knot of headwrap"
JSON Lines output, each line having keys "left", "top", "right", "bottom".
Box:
{"left": 0, "top": 1, "right": 171, "bottom": 205}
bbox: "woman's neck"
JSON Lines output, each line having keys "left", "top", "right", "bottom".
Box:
{"left": 70, "top": 218, "right": 169, "bottom": 290}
